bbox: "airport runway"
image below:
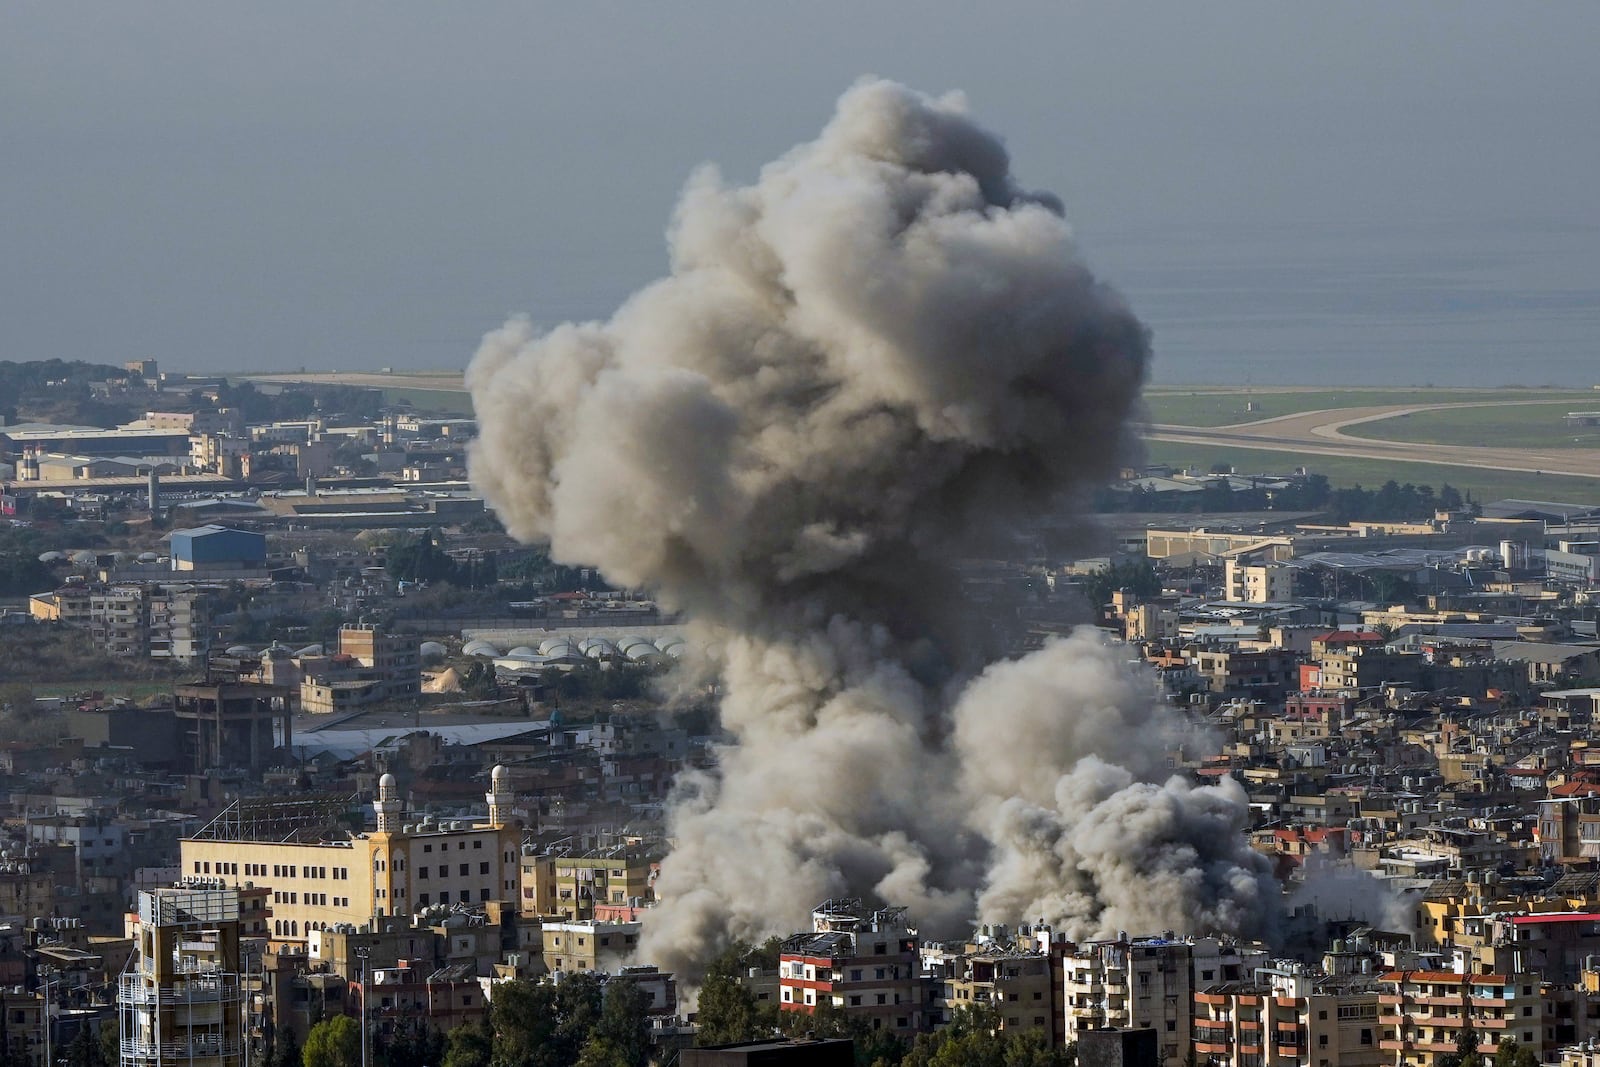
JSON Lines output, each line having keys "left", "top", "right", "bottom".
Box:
{"left": 1147, "top": 401, "right": 1600, "bottom": 480}
{"left": 251, "top": 373, "right": 1600, "bottom": 481}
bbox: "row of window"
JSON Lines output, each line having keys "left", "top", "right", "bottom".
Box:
{"left": 274, "top": 891, "right": 345, "bottom": 907}
{"left": 415, "top": 863, "right": 493, "bottom": 879}
{"left": 421, "top": 840, "right": 484, "bottom": 853}
{"left": 195, "top": 860, "right": 350, "bottom": 880}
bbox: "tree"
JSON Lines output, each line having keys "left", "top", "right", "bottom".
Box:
{"left": 1082, "top": 559, "right": 1161, "bottom": 612}
{"left": 574, "top": 1038, "right": 629, "bottom": 1067}
{"left": 694, "top": 971, "right": 760, "bottom": 1046}
{"left": 1437, "top": 992, "right": 1481, "bottom": 1067}
{"left": 271, "top": 1025, "right": 302, "bottom": 1067}
{"left": 489, "top": 980, "right": 558, "bottom": 1067}
{"left": 441, "top": 1019, "right": 491, "bottom": 1067}
{"left": 98, "top": 1022, "right": 120, "bottom": 1067}
{"left": 379, "top": 1023, "right": 444, "bottom": 1067}
{"left": 64, "top": 1025, "right": 108, "bottom": 1067}
{"left": 553, "top": 973, "right": 606, "bottom": 1063}
{"left": 593, "top": 978, "right": 651, "bottom": 1067}
{"left": 1492, "top": 1038, "right": 1538, "bottom": 1067}
{"left": 302, "top": 1016, "right": 360, "bottom": 1067}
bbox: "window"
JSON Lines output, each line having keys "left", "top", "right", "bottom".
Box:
{"left": 418, "top": 867, "right": 428, "bottom": 879}
{"left": 424, "top": 844, "right": 432, "bottom": 853}
{"left": 877, "top": 994, "right": 887, "bottom": 1005}
{"left": 419, "top": 894, "right": 430, "bottom": 906}
{"left": 481, "top": 888, "right": 491, "bottom": 901}
{"left": 458, "top": 842, "right": 466, "bottom": 850}
{"left": 439, "top": 892, "right": 450, "bottom": 904}
{"left": 480, "top": 862, "right": 490, "bottom": 874}
{"left": 460, "top": 864, "right": 469, "bottom": 876}
{"left": 474, "top": 840, "right": 483, "bottom": 849}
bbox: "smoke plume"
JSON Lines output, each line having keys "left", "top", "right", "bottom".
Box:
{"left": 468, "top": 79, "right": 1279, "bottom": 975}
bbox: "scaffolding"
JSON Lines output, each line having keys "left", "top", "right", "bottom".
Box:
{"left": 119, "top": 888, "right": 245, "bottom": 1067}
{"left": 189, "top": 794, "right": 359, "bottom": 844}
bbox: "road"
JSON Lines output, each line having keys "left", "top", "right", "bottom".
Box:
{"left": 1147, "top": 401, "right": 1600, "bottom": 480}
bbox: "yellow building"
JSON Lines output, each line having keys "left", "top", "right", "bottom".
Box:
{"left": 1413, "top": 873, "right": 1600, "bottom": 953}
{"left": 180, "top": 768, "right": 522, "bottom": 948}
{"left": 518, "top": 844, "right": 658, "bottom": 920}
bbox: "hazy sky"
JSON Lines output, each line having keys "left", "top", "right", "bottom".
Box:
{"left": 5, "top": 3, "right": 1599, "bottom": 385}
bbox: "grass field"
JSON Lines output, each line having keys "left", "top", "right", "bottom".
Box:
{"left": 1143, "top": 387, "right": 1600, "bottom": 427}
{"left": 1340, "top": 401, "right": 1600, "bottom": 449}
{"left": 378, "top": 386, "right": 473, "bottom": 415}
{"left": 1141, "top": 441, "right": 1600, "bottom": 505}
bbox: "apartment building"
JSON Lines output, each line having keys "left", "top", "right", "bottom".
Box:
{"left": 1064, "top": 936, "right": 1267, "bottom": 1065}
{"left": 517, "top": 844, "right": 658, "bottom": 920}
{"left": 541, "top": 919, "right": 642, "bottom": 974}
{"left": 83, "top": 584, "right": 212, "bottom": 661}
{"left": 1377, "top": 971, "right": 1549, "bottom": 1067}
{"left": 1225, "top": 559, "right": 1296, "bottom": 603}
{"left": 300, "top": 624, "right": 420, "bottom": 712}
{"left": 1192, "top": 963, "right": 1383, "bottom": 1067}
{"left": 779, "top": 900, "right": 925, "bottom": 1037}
{"left": 943, "top": 949, "right": 1056, "bottom": 1044}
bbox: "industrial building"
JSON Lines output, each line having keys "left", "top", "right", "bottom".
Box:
{"left": 168, "top": 526, "right": 267, "bottom": 572}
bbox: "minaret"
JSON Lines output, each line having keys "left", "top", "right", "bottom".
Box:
{"left": 374, "top": 772, "right": 403, "bottom": 833}
{"left": 487, "top": 765, "right": 511, "bottom": 826}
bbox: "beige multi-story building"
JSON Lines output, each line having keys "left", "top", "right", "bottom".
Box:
{"left": 62, "top": 584, "right": 215, "bottom": 661}
{"left": 1193, "top": 964, "right": 1383, "bottom": 1067}
{"left": 1225, "top": 559, "right": 1295, "bottom": 603}
{"left": 541, "top": 918, "right": 643, "bottom": 974}
{"left": 943, "top": 949, "right": 1056, "bottom": 1044}
{"left": 1064, "top": 936, "right": 1268, "bottom": 1066}
{"left": 518, "top": 844, "right": 658, "bottom": 920}
{"left": 180, "top": 768, "right": 521, "bottom": 948}
{"left": 300, "top": 625, "right": 420, "bottom": 712}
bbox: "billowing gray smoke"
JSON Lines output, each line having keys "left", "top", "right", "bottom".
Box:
{"left": 468, "top": 79, "right": 1279, "bottom": 975}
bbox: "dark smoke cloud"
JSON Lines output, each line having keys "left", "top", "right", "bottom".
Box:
{"left": 468, "top": 78, "right": 1278, "bottom": 975}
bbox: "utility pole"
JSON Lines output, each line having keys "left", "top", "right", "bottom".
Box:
{"left": 355, "top": 946, "right": 370, "bottom": 1067}
{"left": 39, "top": 966, "right": 53, "bottom": 1067}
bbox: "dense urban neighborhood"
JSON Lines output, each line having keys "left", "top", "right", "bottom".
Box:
{"left": 5, "top": 362, "right": 1600, "bottom": 1067}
